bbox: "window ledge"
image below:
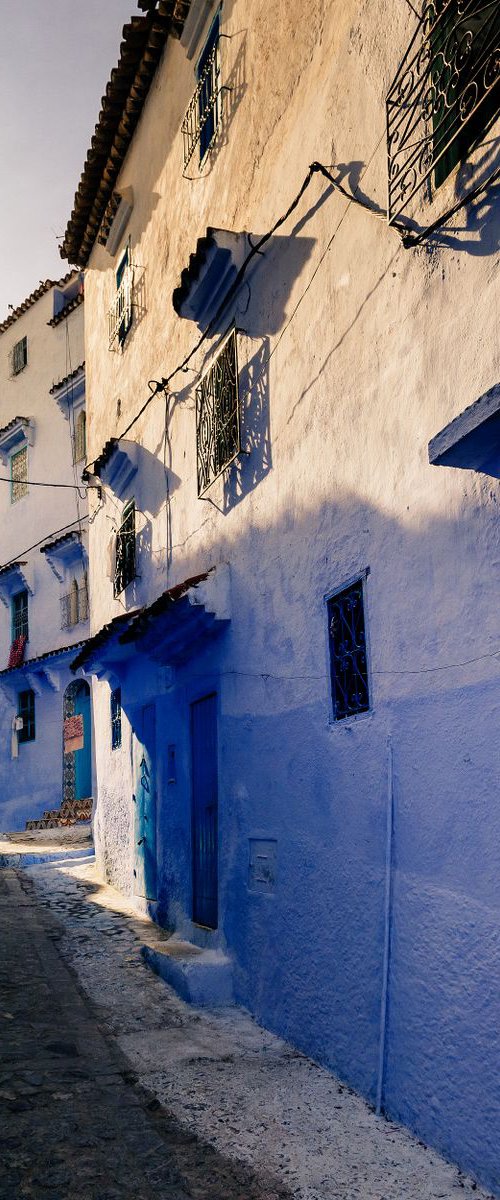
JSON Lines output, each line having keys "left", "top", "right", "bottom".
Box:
{"left": 428, "top": 382, "right": 500, "bottom": 477}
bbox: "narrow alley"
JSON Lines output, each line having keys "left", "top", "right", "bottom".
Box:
{"left": 0, "top": 840, "right": 493, "bottom": 1200}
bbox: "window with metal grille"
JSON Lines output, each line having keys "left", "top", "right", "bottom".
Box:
{"left": 10, "top": 446, "right": 28, "bottom": 503}
{"left": 73, "top": 410, "right": 86, "bottom": 463}
{"left": 11, "top": 590, "right": 28, "bottom": 642}
{"left": 195, "top": 329, "right": 240, "bottom": 496}
{"left": 114, "top": 499, "right": 136, "bottom": 596}
{"left": 108, "top": 245, "right": 133, "bottom": 350}
{"left": 10, "top": 336, "right": 28, "bottom": 376}
{"left": 60, "top": 578, "right": 88, "bottom": 630}
{"left": 182, "top": 11, "right": 222, "bottom": 169}
{"left": 327, "top": 579, "right": 370, "bottom": 721}
{"left": 18, "top": 689, "right": 35, "bottom": 743}
{"left": 386, "top": 0, "right": 500, "bottom": 222}
{"left": 111, "top": 687, "right": 122, "bottom": 750}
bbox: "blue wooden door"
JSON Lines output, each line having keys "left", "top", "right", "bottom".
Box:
{"left": 74, "top": 684, "right": 91, "bottom": 800}
{"left": 133, "top": 703, "right": 157, "bottom": 900}
{"left": 191, "top": 693, "right": 218, "bottom": 928}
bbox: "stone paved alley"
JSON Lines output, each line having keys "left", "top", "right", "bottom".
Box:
{"left": 0, "top": 842, "right": 495, "bottom": 1200}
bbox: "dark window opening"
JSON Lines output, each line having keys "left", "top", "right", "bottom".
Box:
{"left": 114, "top": 499, "right": 136, "bottom": 596}
{"left": 10, "top": 336, "right": 28, "bottom": 376}
{"left": 111, "top": 687, "right": 122, "bottom": 750}
{"left": 195, "top": 329, "right": 240, "bottom": 496}
{"left": 196, "top": 12, "right": 221, "bottom": 162}
{"left": 328, "top": 580, "right": 370, "bottom": 721}
{"left": 431, "top": 1, "right": 500, "bottom": 187}
{"left": 18, "top": 689, "right": 35, "bottom": 743}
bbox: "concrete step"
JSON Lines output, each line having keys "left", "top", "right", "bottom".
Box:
{"left": 141, "top": 937, "right": 234, "bottom": 1007}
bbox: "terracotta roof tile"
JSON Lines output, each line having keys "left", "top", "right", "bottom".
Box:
{"left": 49, "top": 362, "right": 85, "bottom": 396}
{"left": 0, "top": 272, "right": 77, "bottom": 334}
{"left": 61, "top": 2, "right": 192, "bottom": 268}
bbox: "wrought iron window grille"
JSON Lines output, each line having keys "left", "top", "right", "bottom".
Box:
{"left": 12, "top": 590, "right": 28, "bottom": 642}
{"left": 327, "top": 579, "right": 370, "bottom": 721}
{"left": 10, "top": 336, "right": 28, "bottom": 377}
{"left": 195, "top": 328, "right": 241, "bottom": 497}
{"left": 387, "top": 0, "right": 500, "bottom": 224}
{"left": 114, "top": 500, "right": 136, "bottom": 596}
{"left": 18, "top": 688, "right": 35, "bottom": 743}
{"left": 60, "top": 582, "right": 89, "bottom": 630}
{"left": 111, "top": 687, "right": 122, "bottom": 750}
{"left": 10, "top": 446, "right": 28, "bottom": 503}
{"left": 182, "top": 33, "right": 231, "bottom": 170}
{"left": 108, "top": 255, "right": 134, "bottom": 351}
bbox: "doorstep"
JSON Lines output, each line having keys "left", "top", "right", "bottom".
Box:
{"left": 140, "top": 936, "right": 234, "bottom": 1007}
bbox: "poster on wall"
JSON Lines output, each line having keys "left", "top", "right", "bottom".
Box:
{"left": 64, "top": 714, "right": 84, "bottom": 754}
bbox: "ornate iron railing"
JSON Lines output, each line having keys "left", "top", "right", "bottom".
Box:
{"left": 61, "top": 584, "right": 89, "bottom": 630}
{"left": 108, "top": 262, "right": 133, "bottom": 350}
{"left": 182, "top": 41, "right": 222, "bottom": 170}
{"left": 195, "top": 330, "right": 241, "bottom": 497}
{"left": 327, "top": 581, "right": 370, "bottom": 721}
{"left": 114, "top": 501, "right": 136, "bottom": 596}
{"left": 387, "top": 1, "right": 500, "bottom": 223}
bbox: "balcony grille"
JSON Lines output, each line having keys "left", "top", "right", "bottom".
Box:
{"left": 387, "top": 0, "right": 500, "bottom": 223}
{"left": 11, "top": 446, "right": 28, "bottom": 503}
{"left": 195, "top": 330, "right": 240, "bottom": 497}
{"left": 108, "top": 262, "right": 133, "bottom": 350}
{"left": 114, "top": 501, "right": 136, "bottom": 596}
{"left": 328, "top": 581, "right": 370, "bottom": 722}
{"left": 60, "top": 584, "right": 89, "bottom": 630}
{"left": 182, "top": 40, "right": 221, "bottom": 169}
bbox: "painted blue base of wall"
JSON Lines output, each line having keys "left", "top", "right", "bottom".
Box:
{"left": 141, "top": 942, "right": 234, "bottom": 1006}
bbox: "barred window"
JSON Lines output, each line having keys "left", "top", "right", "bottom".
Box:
{"left": 432, "top": 1, "right": 500, "bottom": 188}
{"left": 10, "top": 336, "right": 28, "bottom": 376}
{"left": 182, "top": 11, "right": 222, "bottom": 169}
{"left": 111, "top": 687, "right": 122, "bottom": 750}
{"left": 12, "top": 590, "right": 28, "bottom": 642}
{"left": 73, "top": 410, "right": 86, "bottom": 463}
{"left": 327, "top": 579, "right": 370, "bottom": 721}
{"left": 114, "top": 499, "right": 136, "bottom": 596}
{"left": 10, "top": 446, "right": 28, "bottom": 503}
{"left": 18, "top": 689, "right": 35, "bottom": 743}
{"left": 195, "top": 329, "right": 240, "bottom": 496}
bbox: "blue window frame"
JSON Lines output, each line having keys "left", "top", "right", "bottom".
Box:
{"left": 111, "top": 687, "right": 122, "bottom": 750}
{"left": 12, "top": 590, "right": 28, "bottom": 642}
{"left": 196, "top": 11, "right": 221, "bottom": 162}
{"left": 18, "top": 689, "right": 35, "bottom": 743}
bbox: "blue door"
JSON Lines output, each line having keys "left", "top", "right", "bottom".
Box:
{"left": 133, "top": 703, "right": 157, "bottom": 901}
{"left": 191, "top": 693, "right": 218, "bottom": 928}
{"left": 74, "top": 683, "right": 91, "bottom": 800}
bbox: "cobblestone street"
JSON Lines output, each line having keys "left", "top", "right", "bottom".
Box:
{"left": 0, "top": 849, "right": 493, "bottom": 1200}
{"left": 0, "top": 867, "right": 289, "bottom": 1200}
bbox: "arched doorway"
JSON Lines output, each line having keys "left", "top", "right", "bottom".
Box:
{"left": 63, "top": 680, "right": 92, "bottom": 801}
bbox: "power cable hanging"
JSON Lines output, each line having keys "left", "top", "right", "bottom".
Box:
{"left": 0, "top": 515, "right": 89, "bottom": 573}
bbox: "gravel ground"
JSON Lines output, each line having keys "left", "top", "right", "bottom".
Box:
{"left": 22, "top": 855, "right": 494, "bottom": 1200}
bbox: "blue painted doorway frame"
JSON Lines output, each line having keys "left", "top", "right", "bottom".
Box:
{"left": 191, "top": 693, "right": 218, "bottom": 929}
{"left": 133, "top": 702, "right": 157, "bottom": 901}
{"left": 74, "top": 683, "right": 92, "bottom": 800}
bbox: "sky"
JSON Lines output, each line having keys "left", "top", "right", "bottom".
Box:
{"left": 0, "top": 1, "right": 136, "bottom": 321}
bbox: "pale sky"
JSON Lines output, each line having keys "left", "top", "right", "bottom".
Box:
{"left": 0, "top": 1, "right": 136, "bottom": 321}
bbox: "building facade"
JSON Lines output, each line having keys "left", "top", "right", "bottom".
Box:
{"left": 0, "top": 274, "right": 93, "bottom": 830}
{"left": 62, "top": 2, "right": 500, "bottom": 1192}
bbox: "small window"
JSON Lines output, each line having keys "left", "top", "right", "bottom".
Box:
{"left": 195, "top": 328, "right": 240, "bottom": 496}
{"left": 73, "top": 410, "right": 86, "bottom": 463}
{"left": 10, "top": 335, "right": 28, "bottom": 376}
{"left": 327, "top": 579, "right": 370, "bottom": 721}
{"left": 10, "top": 446, "right": 28, "bottom": 503}
{"left": 18, "top": 689, "right": 35, "bottom": 743}
{"left": 197, "top": 12, "right": 221, "bottom": 162}
{"left": 111, "top": 687, "right": 122, "bottom": 750}
{"left": 113, "top": 245, "right": 133, "bottom": 349}
{"left": 432, "top": 2, "right": 500, "bottom": 188}
{"left": 114, "top": 499, "right": 136, "bottom": 596}
{"left": 12, "top": 590, "right": 28, "bottom": 642}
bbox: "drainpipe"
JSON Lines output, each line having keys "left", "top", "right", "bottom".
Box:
{"left": 376, "top": 734, "right": 394, "bottom": 1116}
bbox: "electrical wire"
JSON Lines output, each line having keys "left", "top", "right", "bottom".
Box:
{"left": 0, "top": 476, "right": 97, "bottom": 491}
{"left": 0, "top": 516, "right": 88, "bottom": 572}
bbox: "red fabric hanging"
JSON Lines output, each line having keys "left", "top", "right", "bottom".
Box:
{"left": 8, "top": 636, "right": 26, "bottom": 669}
